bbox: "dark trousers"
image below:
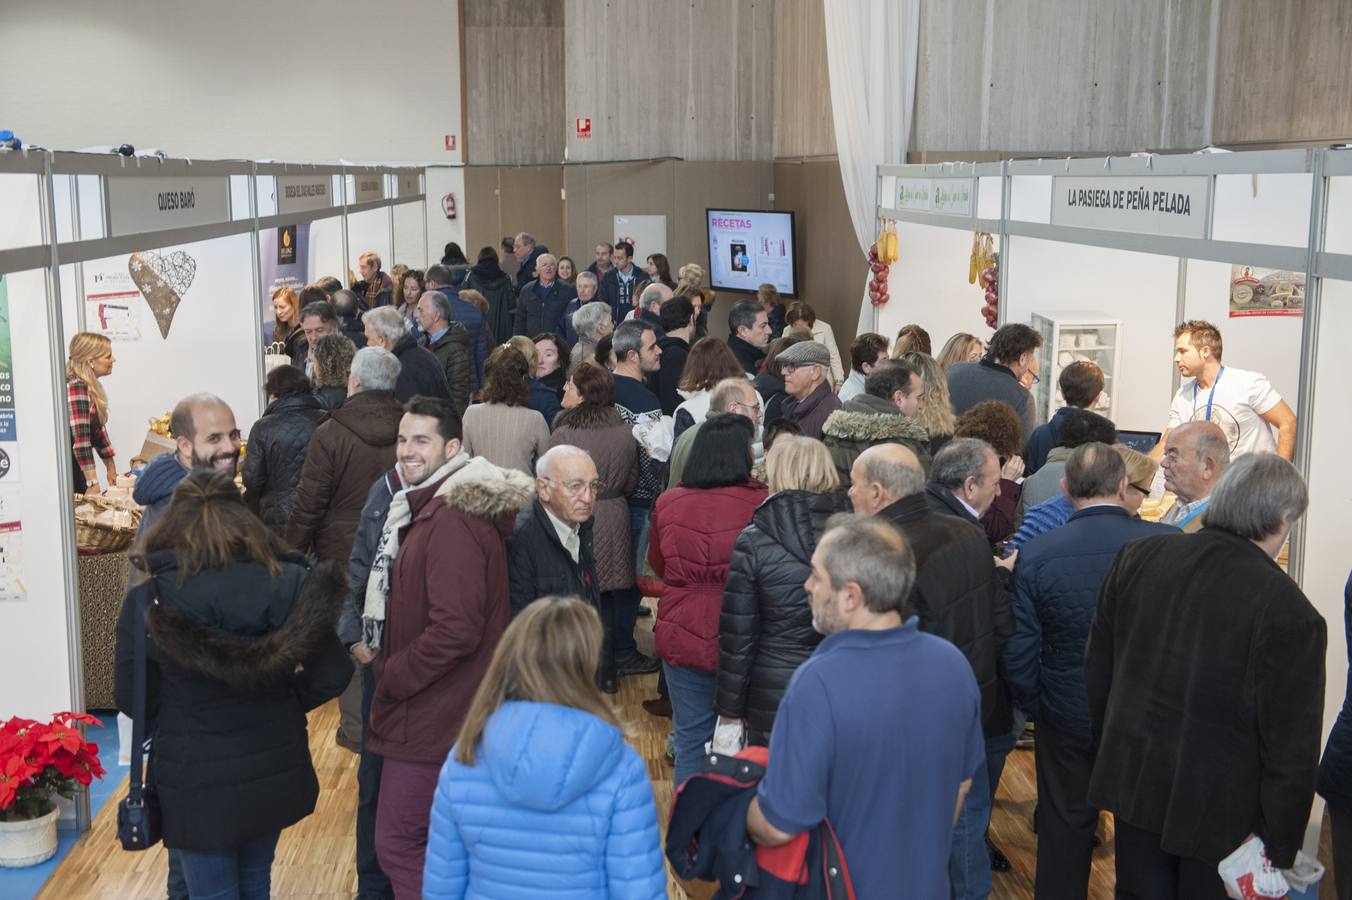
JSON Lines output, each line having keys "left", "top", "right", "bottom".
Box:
{"left": 1115, "top": 818, "right": 1229, "bottom": 899}
{"left": 357, "top": 664, "right": 393, "bottom": 899}
{"left": 374, "top": 758, "right": 441, "bottom": 900}
{"left": 1033, "top": 722, "right": 1098, "bottom": 900}
{"left": 1331, "top": 804, "right": 1352, "bottom": 900}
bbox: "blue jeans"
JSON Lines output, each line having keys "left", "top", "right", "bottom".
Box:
{"left": 168, "top": 849, "right": 187, "bottom": 899}
{"left": 178, "top": 830, "right": 280, "bottom": 900}
{"left": 663, "top": 662, "right": 718, "bottom": 788}
{"left": 949, "top": 750, "right": 994, "bottom": 900}
{"left": 357, "top": 663, "right": 393, "bottom": 899}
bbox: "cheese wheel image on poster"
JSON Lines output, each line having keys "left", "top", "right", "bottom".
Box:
{"left": 128, "top": 250, "right": 197, "bottom": 338}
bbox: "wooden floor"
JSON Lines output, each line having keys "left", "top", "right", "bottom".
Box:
{"left": 39, "top": 610, "right": 1115, "bottom": 899}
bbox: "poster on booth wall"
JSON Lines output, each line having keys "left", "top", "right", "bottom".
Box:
{"left": 1228, "top": 265, "right": 1305, "bottom": 318}
{"left": 84, "top": 258, "right": 144, "bottom": 342}
{"left": 0, "top": 275, "right": 16, "bottom": 443}
{"left": 0, "top": 278, "right": 22, "bottom": 601}
{"left": 259, "top": 224, "right": 310, "bottom": 342}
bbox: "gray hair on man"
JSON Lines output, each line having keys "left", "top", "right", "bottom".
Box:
{"left": 817, "top": 514, "right": 917, "bottom": 616}
{"left": 515, "top": 232, "right": 536, "bottom": 249}
{"left": 572, "top": 301, "right": 612, "bottom": 342}
{"left": 363, "top": 307, "right": 406, "bottom": 345}
{"left": 930, "top": 437, "right": 996, "bottom": 490}
{"left": 422, "top": 290, "right": 453, "bottom": 326}
{"left": 858, "top": 444, "right": 926, "bottom": 500}
{"left": 638, "top": 283, "right": 666, "bottom": 312}
{"left": 575, "top": 271, "right": 599, "bottom": 289}
{"left": 349, "top": 345, "right": 401, "bottom": 392}
{"left": 710, "top": 377, "right": 755, "bottom": 413}
{"left": 1206, "top": 452, "right": 1308, "bottom": 541}
{"left": 536, "top": 444, "right": 593, "bottom": 479}
{"left": 1065, "top": 442, "right": 1126, "bottom": 500}
{"left": 537, "top": 253, "right": 557, "bottom": 269}
{"left": 612, "top": 319, "right": 652, "bottom": 365}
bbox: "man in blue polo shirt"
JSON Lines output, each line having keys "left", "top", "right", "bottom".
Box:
{"left": 746, "top": 515, "right": 985, "bottom": 896}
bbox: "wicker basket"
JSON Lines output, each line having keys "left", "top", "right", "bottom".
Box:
{"left": 74, "top": 494, "right": 140, "bottom": 553}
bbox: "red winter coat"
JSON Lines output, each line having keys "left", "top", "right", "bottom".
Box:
{"left": 366, "top": 456, "right": 535, "bottom": 765}
{"left": 649, "top": 481, "right": 768, "bottom": 670}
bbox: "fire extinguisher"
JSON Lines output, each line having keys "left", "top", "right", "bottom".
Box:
{"left": 442, "top": 193, "right": 457, "bottom": 219}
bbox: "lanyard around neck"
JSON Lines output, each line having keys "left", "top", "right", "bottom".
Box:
{"left": 1193, "top": 365, "right": 1225, "bottom": 422}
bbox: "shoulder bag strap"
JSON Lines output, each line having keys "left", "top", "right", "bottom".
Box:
{"left": 127, "top": 583, "right": 154, "bottom": 805}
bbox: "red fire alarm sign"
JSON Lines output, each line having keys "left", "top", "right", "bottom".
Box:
{"left": 576, "top": 117, "right": 592, "bottom": 140}
{"left": 444, "top": 134, "right": 457, "bottom": 151}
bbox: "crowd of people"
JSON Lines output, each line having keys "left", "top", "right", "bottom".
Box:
{"left": 95, "top": 232, "right": 1346, "bottom": 900}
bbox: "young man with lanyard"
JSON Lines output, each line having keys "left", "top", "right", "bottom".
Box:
{"left": 1153, "top": 320, "right": 1297, "bottom": 462}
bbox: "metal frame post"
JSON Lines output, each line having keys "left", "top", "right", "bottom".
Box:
{"left": 1287, "top": 150, "right": 1329, "bottom": 588}
{"left": 997, "top": 159, "right": 1011, "bottom": 328}
{"left": 249, "top": 162, "right": 266, "bottom": 420}
{"left": 39, "top": 152, "right": 91, "bottom": 832}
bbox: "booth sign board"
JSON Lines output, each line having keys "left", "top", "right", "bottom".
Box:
{"left": 896, "top": 178, "right": 974, "bottom": 216}
{"left": 276, "top": 175, "right": 333, "bottom": 214}
{"left": 397, "top": 173, "right": 420, "bottom": 198}
{"left": 106, "top": 175, "right": 230, "bottom": 237}
{"left": 353, "top": 175, "right": 384, "bottom": 204}
{"left": 1051, "top": 175, "right": 1211, "bottom": 239}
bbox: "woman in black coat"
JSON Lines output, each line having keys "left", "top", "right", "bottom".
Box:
{"left": 1320, "top": 571, "right": 1352, "bottom": 897}
{"left": 463, "top": 245, "right": 518, "bottom": 345}
{"left": 241, "top": 365, "right": 329, "bottom": 534}
{"left": 714, "top": 435, "right": 850, "bottom": 747}
{"left": 115, "top": 468, "right": 352, "bottom": 897}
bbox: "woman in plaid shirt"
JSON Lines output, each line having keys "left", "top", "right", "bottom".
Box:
{"left": 67, "top": 331, "right": 118, "bottom": 493}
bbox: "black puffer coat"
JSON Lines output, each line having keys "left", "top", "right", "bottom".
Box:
{"left": 241, "top": 393, "right": 330, "bottom": 534}
{"left": 115, "top": 550, "right": 353, "bottom": 851}
{"left": 715, "top": 489, "right": 851, "bottom": 745}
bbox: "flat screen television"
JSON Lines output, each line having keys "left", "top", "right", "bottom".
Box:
{"left": 705, "top": 209, "right": 798, "bottom": 297}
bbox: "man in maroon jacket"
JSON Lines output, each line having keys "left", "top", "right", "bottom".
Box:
{"left": 364, "top": 398, "right": 535, "bottom": 899}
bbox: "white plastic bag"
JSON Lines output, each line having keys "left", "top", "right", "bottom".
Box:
{"left": 633, "top": 415, "right": 675, "bottom": 463}
{"left": 707, "top": 720, "right": 746, "bottom": 757}
{"left": 1218, "top": 835, "right": 1325, "bottom": 900}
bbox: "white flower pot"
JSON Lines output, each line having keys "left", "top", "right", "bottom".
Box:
{"left": 0, "top": 806, "right": 59, "bottom": 868}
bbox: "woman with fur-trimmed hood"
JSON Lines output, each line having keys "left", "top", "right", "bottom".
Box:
{"left": 114, "top": 468, "right": 354, "bottom": 892}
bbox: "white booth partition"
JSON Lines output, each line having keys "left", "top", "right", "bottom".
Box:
{"left": 870, "top": 163, "right": 1004, "bottom": 347}
{"left": 0, "top": 149, "right": 427, "bottom": 833}
{"left": 876, "top": 146, "right": 1352, "bottom": 855}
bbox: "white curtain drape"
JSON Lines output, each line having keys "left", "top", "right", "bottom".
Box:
{"left": 823, "top": 0, "right": 921, "bottom": 255}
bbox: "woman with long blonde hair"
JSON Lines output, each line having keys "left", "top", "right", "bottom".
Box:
{"left": 67, "top": 331, "right": 118, "bottom": 494}
{"left": 937, "top": 331, "right": 984, "bottom": 371}
{"left": 903, "top": 350, "right": 958, "bottom": 457}
{"left": 423, "top": 597, "right": 665, "bottom": 899}
{"left": 715, "top": 435, "right": 850, "bottom": 748}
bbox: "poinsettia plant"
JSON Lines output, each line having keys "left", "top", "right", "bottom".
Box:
{"left": 0, "top": 712, "right": 106, "bottom": 821}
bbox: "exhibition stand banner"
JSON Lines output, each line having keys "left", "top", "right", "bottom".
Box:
{"left": 276, "top": 174, "right": 334, "bottom": 214}
{"left": 1050, "top": 174, "right": 1211, "bottom": 239}
{"left": 0, "top": 275, "right": 22, "bottom": 602}
{"left": 105, "top": 174, "right": 230, "bottom": 237}
{"left": 259, "top": 224, "right": 311, "bottom": 341}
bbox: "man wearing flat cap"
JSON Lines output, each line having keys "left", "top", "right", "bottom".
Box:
{"left": 778, "top": 341, "right": 841, "bottom": 440}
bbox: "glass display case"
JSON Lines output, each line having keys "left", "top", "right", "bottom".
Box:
{"left": 1029, "top": 311, "right": 1122, "bottom": 422}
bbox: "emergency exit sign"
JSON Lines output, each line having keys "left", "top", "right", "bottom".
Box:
{"left": 576, "top": 117, "right": 592, "bottom": 140}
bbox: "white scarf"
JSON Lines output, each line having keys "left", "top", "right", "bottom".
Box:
{"left": 361, "top": 455, "right": 465, "bottom": 650}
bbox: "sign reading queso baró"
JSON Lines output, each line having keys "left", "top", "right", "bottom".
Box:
{"left": 1052, "top": 175, "right": 1211, "bottom": 239}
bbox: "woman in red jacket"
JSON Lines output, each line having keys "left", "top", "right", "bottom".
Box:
{"left": 648, "top": 414, "right": 767, "bottom": 787}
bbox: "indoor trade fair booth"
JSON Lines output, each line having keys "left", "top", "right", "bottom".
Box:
{"left": 0, "top": 150, "right": 428, "bottom": 830}
{"left": 871, "top": 145, "right": 1352, "bottom": 854}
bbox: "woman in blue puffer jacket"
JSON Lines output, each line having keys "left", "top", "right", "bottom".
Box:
{"left": 423, "top": 596, "right": 666, "bottom": 900}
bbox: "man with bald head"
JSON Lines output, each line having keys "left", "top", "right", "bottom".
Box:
{"left": 1159, "top": 420, "right": 1231, "bottom": 533}
{"left": 849, "top": 443, "right": 1013, "bottom": 898}
{"left": 667, "top": 377, "right": 763, "bottom": 489}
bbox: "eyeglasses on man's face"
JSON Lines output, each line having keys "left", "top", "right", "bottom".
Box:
{"left": 543, "top": 477, "right": 603, "bottom": 497}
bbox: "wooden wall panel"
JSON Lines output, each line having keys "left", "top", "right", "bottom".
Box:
{"left": 464, "top": 0, "right": 565, "bottom": 165}
{"left": 772, "top": 159, "right": 866, "bottom": 355}
{"left": 911, "top": 0, "right": 1212, "bottom": 155}
{"left": 463, "top": 166, "right": 565, "bottom": 260}
{"left": 1213, "top": 0, "right": 1352, "bottom": 145}
{"left": 564, "top": 0, "right": 775, "bottom": 162}
{"left": 773, "top": 0, "right": 836, "bottom": 159}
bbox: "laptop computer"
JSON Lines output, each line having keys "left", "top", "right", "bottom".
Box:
{"left": 1116, "top": 430, "right": 1162, "bottom": 454}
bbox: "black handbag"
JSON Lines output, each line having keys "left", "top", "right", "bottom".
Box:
{"left": 117, "top": 588, "right": 162, "bottom": 851}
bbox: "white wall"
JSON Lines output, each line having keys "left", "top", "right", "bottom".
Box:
{"left": 1, "top": 268, "right": 79, "bottom": 718}
{"left": 426, "top": 167, "right": 468, "bottom": 266}
{"left": 874, "top": 221, "right": 993, "bottom": 350}
{"left": 1003, "top": 238, "right": 1180, "bottom": 431}
{"left": 0, "top": 0, "right": 463, "bottom": 164}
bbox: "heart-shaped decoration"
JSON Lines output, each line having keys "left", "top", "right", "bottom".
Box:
{"left": 128, "top": 250, "right": 197, "bottom": 338}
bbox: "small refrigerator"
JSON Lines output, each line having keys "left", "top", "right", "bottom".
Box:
{"left": 1029, "top": 311, "right": 1122, "bottom": 422}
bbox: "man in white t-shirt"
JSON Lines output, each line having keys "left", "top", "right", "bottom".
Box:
{"left": 1152, "top": 319, "right": 1297, "bottom": 461}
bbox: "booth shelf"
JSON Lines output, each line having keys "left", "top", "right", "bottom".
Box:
{"left": 1030, "top": 312, "right": 1123, "bottom": 423}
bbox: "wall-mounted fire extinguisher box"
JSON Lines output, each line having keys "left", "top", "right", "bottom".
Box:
{"left": 442, "top": 193, "right": 457, "bottom": 219}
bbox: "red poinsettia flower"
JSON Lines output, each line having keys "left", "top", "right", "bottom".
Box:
{"left": 0, "top": 754, "right": 40, "bottom": 810}
{"left": 53, "top": 712, "right": 99, "bottom": 728}
{"left": 35, "top": 723, "right": 84, "bottom": 756}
